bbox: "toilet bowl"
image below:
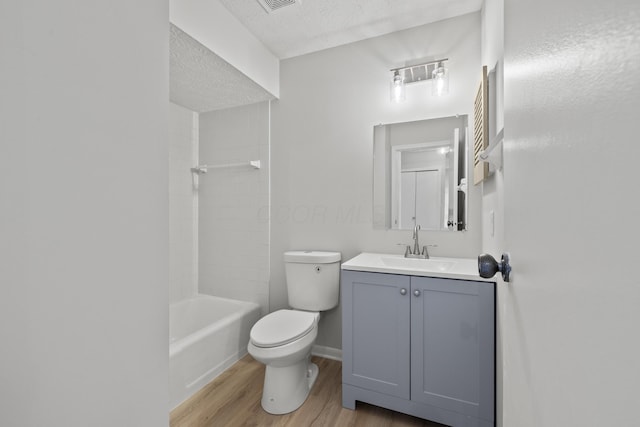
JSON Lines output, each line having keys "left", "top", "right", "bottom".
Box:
{"left": 247, "top": 250, "right": 341, "bottom": 414}
{"left": 248, "top": 309, "right": 319, "bottom": 414}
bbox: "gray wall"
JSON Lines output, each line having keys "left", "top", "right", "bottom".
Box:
{"left": 271, "top": 13, "right": 482, "bottom": 350}
{"left": 0, "top": 1, "right": 169, "bottom": 425}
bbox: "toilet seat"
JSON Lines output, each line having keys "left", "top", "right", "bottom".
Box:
{"left": 250, "top": 309, "right": 318, "bottom": 348}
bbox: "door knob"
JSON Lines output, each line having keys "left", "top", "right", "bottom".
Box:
{"left": 413, "top": 289, "right": 421, "bottom": 297}
{"left": 400, "top": 288, "right": 407, "bottom": 295}
{"left": 478, "top": 253, "right": 511, "bottom": 282}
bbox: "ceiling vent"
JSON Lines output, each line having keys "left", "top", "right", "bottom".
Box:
{"left": 256, "top": 0, "right": 300, "bottom": 13}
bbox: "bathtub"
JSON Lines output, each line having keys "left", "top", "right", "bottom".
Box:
{"left": 169, "top": 294, "right": 261, "bottom": 409}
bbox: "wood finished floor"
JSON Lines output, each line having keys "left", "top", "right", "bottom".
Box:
{"left": 170, "top": 355, "right": 445, "bottom": 427}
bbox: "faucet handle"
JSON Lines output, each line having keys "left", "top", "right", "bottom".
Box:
{"left": 396, "top": 243, "right": 412, "bottom": 256}
{"left": 421, "top": 244, "right": 438, "bottom": 258}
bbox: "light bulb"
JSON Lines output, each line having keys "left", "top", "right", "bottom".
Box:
{"left": 390, "top": 70, "right": 406, "bottom": 103}
{"left": 432, "top": 63, "right": 449, "bottom": 97}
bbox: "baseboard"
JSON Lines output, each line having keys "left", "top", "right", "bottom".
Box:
{"left": 312, "top": 345, "right": 342, "bottom": 361}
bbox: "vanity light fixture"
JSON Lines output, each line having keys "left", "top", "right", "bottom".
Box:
{"left": 390, "top": 58, "right": 449, "bottom": 102}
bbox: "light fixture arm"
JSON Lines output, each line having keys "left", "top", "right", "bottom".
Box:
{"left": 390, "top": 58, "right": 448, "bottom": 75}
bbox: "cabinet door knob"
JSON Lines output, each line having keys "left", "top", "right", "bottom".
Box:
{"left": 400, "top": 288, "right": 407, "bottom": 295}
{"left": 413, "top": 289, "right": 421, "bottom": 297}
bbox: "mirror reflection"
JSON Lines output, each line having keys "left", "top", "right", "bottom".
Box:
{"left": 373, "top": 115, "right": 468, "bottom": 231}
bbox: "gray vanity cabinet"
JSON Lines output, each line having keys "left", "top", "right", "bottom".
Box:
{"left": 341, "top": 270, "right": 495, "bottom": 427}
{"left": 341, "top": 271, "right": 411, "bottom": 399}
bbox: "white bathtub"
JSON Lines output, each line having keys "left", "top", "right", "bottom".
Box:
{"left": 169, "top": 294, "right": 261, "bottom": 409}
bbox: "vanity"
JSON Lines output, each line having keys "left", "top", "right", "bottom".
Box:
{"left": 341, "top": 253, "right": 495, "bottom": 427}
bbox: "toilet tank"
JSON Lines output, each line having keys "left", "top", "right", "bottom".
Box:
{"left": 284, "top": 251, "right": 341, "bottom": 311}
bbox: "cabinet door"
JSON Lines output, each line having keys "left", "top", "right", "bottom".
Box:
{"left": 410, "top": 277, "right": 495, "bottom": 423}
{"left": 342, "top": 270, "right": 411, "bottom": 399}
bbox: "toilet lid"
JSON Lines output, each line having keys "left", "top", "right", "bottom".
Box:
{"left": 250, "top": 309, "right": 317, "bottom": 348}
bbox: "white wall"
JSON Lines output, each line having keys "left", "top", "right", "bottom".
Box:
{"left": 199, "top": 102, "right": 270, "bottom": 315}
{"left": 169, "top": 103, "right": 199, "bottom": 303}
{"left": 271, "top": 13, "right": 482, "bottom": 350}
{"left": 480, "top": 0, "right": 505, "bottom": 424}
{"left": 502, "top": 0, "right": 640, "bottom": 425}
{"left": 480, "top": 0, "right": 505, "bottom": 258}
{"left": 0, "top": 1, "right": 169, "bottom": 427}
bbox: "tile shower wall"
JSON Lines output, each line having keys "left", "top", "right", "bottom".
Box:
{"left": 198, "top": 102, "right": 270, "bottom": 315}
{"left": 169, "top": 102, "right": 198, "bottom": 303}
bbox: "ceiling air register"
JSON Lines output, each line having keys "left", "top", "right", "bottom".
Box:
{"left": 256, "top": 0, "right": 300, "bottom": 13}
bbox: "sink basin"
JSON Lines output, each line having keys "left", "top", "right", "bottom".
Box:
{"left": 381, "top": 257, "right": 455, "bottom": 272}
{"left": 341, "top": 252, "right": 489, "bottom": 281}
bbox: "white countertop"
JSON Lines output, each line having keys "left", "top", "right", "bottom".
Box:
{"left": 341, "top": 252, "right": 494, "bottom": 282}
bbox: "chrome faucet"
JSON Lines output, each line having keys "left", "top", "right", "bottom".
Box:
{"left": 404, "top": 224, "right": 429, "bottom": 259}
{"left": 412, "top": 224, "right": 421, "bottom": 255}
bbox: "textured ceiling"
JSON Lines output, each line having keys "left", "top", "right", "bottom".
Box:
{"left": 219, "top": 0, "right": 483, "bottom": 59}
{"left": 169, "top": 0, "right": 483, "bottom": 112}
{"left": 169, "top": 24, "right": 275, "bottom": 113}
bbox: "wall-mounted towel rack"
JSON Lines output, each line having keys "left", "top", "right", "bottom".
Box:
{"left": 479, "top": 128, "right": 503, "bottom": 170}
{"left": 191, "top": 160, "right": 261, "bottom": 175}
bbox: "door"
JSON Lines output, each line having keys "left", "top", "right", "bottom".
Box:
{"left": 410, "top": 277, "right": 494, "bottom": 424}
{"left": 400, "top": 170, "right": 441, "bottom": 229}
{"left": 415, "top": 170, "right": 441, "bottom": 229}
{"left": 400, "top": 171, "right": 416, "bottom": 228}
{"left": 341, "top": 271, "right": 411, "bottom": 399}
{"left": 451, "top": 127, "right": 460, "bottom": 229}
{"left": 501, "top": 1, "right": 640, "bottom": 425}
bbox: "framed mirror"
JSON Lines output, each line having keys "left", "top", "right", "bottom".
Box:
{"left": 373, "top": 115, "right": 468, "bottom": 231}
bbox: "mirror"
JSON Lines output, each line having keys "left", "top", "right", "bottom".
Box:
{"left": 373, "top": 115, "right": 468, "bottom": 231}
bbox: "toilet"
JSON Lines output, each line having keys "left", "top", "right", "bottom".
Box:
{"left": 247, "top": 250, "right": 341, "bottom": 414}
